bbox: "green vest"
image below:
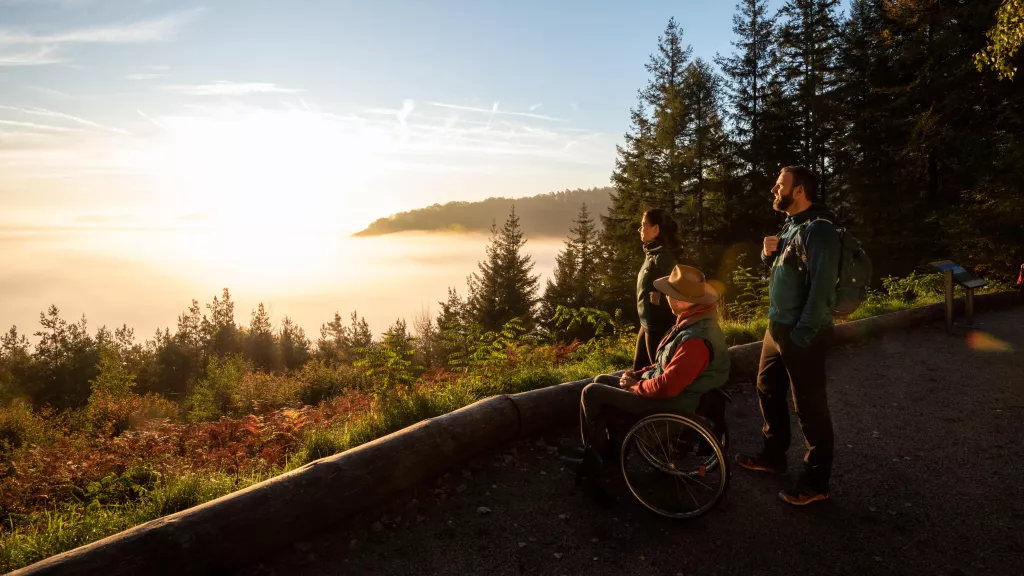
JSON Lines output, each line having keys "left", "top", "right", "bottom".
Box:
{"left": 640, "top": 315, "right": 730, "bottom": 412}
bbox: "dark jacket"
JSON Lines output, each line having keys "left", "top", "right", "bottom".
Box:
{"left": 761, "top": 204, "right": 841, "bottom": 348}
{"left": 637, "top": 242, "right": 678, "bottom": 331}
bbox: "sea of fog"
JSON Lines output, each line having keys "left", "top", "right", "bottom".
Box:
{"left": 0, "top": 227, "right": 566, "bottom": 344}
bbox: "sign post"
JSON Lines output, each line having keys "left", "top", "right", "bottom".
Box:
{"left": 928, "top": 261, "right": 987, "bottom": 331}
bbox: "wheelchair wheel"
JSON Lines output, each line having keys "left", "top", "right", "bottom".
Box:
{"left": 620, "top": 413, "right": 728, "bottom": 519}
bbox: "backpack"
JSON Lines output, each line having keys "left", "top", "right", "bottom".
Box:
{"left": 797, "top": 218, "right": 872, "bottom": 317}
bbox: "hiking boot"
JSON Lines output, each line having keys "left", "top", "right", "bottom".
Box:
{"left": 735, "top": 452, "right": 787, "bottom": 475}
{"left": 560, "top": 447, "right": 603, "bottom": 484}
{"left": 778, "top": 484, "right": 829, "bottom": 506}
{"left": 558, "top": 445, "right": 585, "bottom": 459}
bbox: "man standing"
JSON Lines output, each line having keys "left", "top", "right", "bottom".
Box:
{"left": 737, "top": 166, "right": 840, "bottom": 505}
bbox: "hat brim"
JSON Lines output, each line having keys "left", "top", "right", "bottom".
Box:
{"left": 653, "top": 276, "right": 719, "bottom": 305}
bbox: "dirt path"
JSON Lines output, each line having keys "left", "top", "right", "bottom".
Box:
{"left": 239, "top": 308, "right": 1024, "bottom": 576}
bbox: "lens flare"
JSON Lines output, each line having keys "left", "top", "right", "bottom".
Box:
{"left": 965, "top": 331, "right": 1014, "bottom": 353}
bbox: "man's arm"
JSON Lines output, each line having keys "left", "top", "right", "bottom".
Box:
{"left": 631, "top": 339, "right": 710, "bottom": 398}
{"left": 791, "top": 221, "right": 841, "bottom": 348}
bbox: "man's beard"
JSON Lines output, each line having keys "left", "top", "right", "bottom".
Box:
{"left": 773, "top": 190, "right": 794, "bottom": 212}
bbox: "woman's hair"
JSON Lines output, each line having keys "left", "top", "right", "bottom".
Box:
{"left": 643, "top": 208, "right": 683, "bottom": 253}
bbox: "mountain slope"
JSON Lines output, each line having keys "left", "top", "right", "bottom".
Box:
{"left": 353, "top": 188, "right": 613, "bottom": 238}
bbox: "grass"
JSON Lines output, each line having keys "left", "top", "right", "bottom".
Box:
{"left": 0, "top": 471, "right": 268, "bottom": 572}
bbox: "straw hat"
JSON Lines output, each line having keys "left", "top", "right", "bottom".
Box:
{"left": 653, "top": 264, "right": 719, "bottom": 305}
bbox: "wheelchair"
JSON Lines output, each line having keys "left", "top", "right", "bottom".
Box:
{"left": 614, "top": 388, "right": 731, "bottom": 519}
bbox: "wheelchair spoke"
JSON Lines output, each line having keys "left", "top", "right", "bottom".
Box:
{"left": 678, "top": 470, "right": 716, "bottom": 492}
{"left": 673, "top": 469, "right": 700, "bottom": 510}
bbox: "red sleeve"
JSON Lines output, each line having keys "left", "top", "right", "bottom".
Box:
{"left": 631, "top": 339, "right": 710, "bottom": 398}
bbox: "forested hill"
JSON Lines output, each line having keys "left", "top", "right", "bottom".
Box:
{"left": 353, "top": 188, "right": 613, "bottom": 238}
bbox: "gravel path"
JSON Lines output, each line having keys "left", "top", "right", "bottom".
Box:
{"left": 239, "top": 308, "right": 1024, "bottom": 576}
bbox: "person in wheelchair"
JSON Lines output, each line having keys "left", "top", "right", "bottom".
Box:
{"left": 562, "top": 264, "right": 731, "bottom": 487}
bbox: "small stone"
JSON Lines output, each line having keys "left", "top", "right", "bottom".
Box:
{"left": 477, "top": 506, "right": 492, "bottom": 515}
{"left": 485, "top": 491, "right": 491, "bottom": 496}
{"left": 456, "top": 483, "right": 468, "bottom": 493}
{"left": 492, "top": 484, "right": 498, "bottom": 489}
{"left": 370, "top": 521, "right": 383, "bottom": 532}
{"left": 294, "top": 542, "right": 311, "bottom": 552}
{"left": 518, "top": 542, "right": 527, "bottom": 548}
{"left": 591, "top": 537, "right": 599, "bottom": 543}
{"left": 887, "top": 510, "right": 897, "bottom": 516}
{"left": 462, "top": 469, "right": 472, "bottom": 478}
{"left": 869, "top": 507, "right": 877, "bottom": 512}
{"left": 554, "top": 553, "right": 563, "bottom": 559}
{"left": 416, "top": 515, "right": 426, "bottom": 522}
{"left": 307, "top": 554, "right": 316, "bottom": 561}
{"left": 348, "top": 539, "right": 360, "bottom": 551}
{"left": 593, "top": 556, "right": 599, "bottom": 561}
{"left": 504, "top": 454, "right": 515, "bottom": 465}
{"left": 873, "top": 556, "right": 883, "bottom": 562}
{"left": 558, "top": 514, "right": 569, "bottom": 520}
{"left": 846, "top": 444, "right": 853, "bottom": 448}
{"left": 904, "top": 502, "right": 912, "bottom": 507}
{"left": 540, "top": 471, "right": 547, "bottom": 475}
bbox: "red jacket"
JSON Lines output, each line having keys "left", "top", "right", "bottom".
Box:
{"left": 630, "top": 338, "right": 710, "bottom": 398}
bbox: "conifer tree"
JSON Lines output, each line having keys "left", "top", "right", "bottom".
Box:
{"left": 467, "top": 206, "right": 540, "bottom": 332}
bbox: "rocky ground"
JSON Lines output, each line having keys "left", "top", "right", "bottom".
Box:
{"left": 238, "top": 308, "right": 1024, "bottom": 576}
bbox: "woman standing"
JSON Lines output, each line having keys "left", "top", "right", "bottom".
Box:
{"left": 634, "top": 209, "right": 683, "bottom": 371}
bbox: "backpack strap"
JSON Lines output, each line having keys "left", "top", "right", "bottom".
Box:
{"left": 797, "top": 217, "right": 838, "bottom": 286}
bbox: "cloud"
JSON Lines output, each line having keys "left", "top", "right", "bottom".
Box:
{"left": 0, "top": 118, "right": 83, "bottom": 132}
{"left": 426, "top": 101, "right": 565, "bottom": 122}
{"left": 529, "top": 102, "right": 542, "bottom": 111}
{"left": 0, "top": 45, "right": 61, "bottom": 66}
{"left": 126, "top": 73, "right": 166, "bottom": 80}
{"left": 0, "top": 105, "right": 131, "bottom": 134}
{"left": 365, "top": 99, "right": 416, "bottom": 127}
{"left": 0, "top": 8, "right": 204, "bottom": 45}
{"left": 163, "top": 82, "right": 304, "bottom": 96}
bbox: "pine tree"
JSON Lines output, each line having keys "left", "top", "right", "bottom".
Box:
{"left": 411, "top": 308, "right": 440, "bottom": 370}
{"left": 245, "top": 303, "right": 277, "bottom": 373}
{"left": 775, "top": 0, "right": 844, "bottom": 201}
{"left": 540, "top": 203, "right": 600, "bottom": 338}
{"left": 467, "top": 206, "right": 540, "bottom": 333}
{"left": 278, "top": 316, "right": 311, "bottom": 371}
{"left": 716, "top": 0, "right": 780, "bottom": 235}
{"left": 89, "top": 344, "right": 135, "bottom": 398}
{"left": 203, "top": 289, "right": 241, "bottom": 358}
{"left": 436, "top": 288, "right": 476, "bottom": 370}
{"left": 643, "top": 18, "right": 694, "bottom": 216}
{"left": 680, "top": 58, "right": 734, "bottom": 266}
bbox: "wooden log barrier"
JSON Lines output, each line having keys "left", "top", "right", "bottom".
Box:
{"left": 12, "top": 292, "right": 1018, "bottom": 576}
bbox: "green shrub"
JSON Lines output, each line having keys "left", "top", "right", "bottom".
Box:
{"left": 186, "top": 355, "right": 246, "bottom": 422}
{"left": 297, "top": 361, "right": 364, "bottom": 406}
{"left": 0, "top": 400, "right": 48, "bottom": 457}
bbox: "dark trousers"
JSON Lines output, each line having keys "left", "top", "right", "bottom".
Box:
{"left": 579, "top": 376, "right": 690, "bottom": 458}
{"left": 633, "top": 324, "right": 670, "bottom": 371}
{"left": 757, "top": 322, "right": 835, "bottom": 492}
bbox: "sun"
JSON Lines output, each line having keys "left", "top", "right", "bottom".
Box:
{"left": 141, "top": 105, "right": 385, "bottom": 236}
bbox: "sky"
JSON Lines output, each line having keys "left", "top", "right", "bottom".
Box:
{"left": 0, "top": 0, "right": 851, "bottom": 237}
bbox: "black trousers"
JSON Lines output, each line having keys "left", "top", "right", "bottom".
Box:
{"left": 633, "top": 324, "right": 670, "bottom": 371}
{"left": 757, "top": 321, "right": 835, "bottom": 492}
{"left": 579, "top": 376, "right": 692, "bottom": 459}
